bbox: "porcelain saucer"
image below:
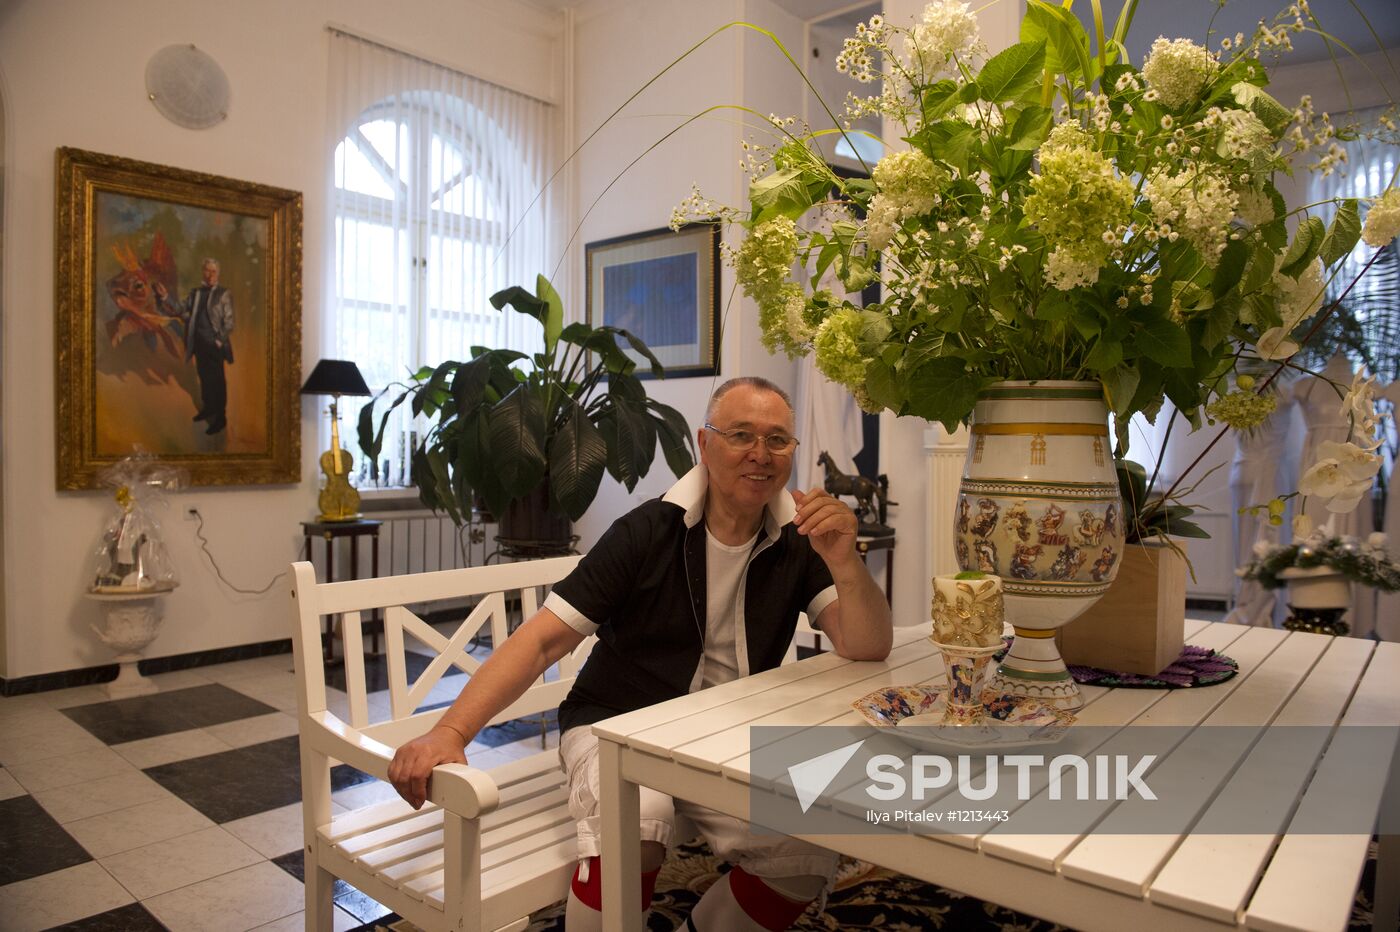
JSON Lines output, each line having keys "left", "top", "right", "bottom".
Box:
{"left": 851, "top": 684, "right": 1075, "bottom": 751}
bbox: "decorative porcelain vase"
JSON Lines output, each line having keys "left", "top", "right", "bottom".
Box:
{"left": 929, "top": 574, "right": 1005, "bottom": 726}
{"left": 954, "top": 381, "right": 1125, "bottom": 711}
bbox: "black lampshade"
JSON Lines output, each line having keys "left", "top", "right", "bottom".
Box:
{"left": 300, "top": 359, "right": 371, "bottom": 397}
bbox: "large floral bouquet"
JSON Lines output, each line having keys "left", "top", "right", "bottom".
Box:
{"left": 680, "top": 0, "right": 1398, "bottom": 453}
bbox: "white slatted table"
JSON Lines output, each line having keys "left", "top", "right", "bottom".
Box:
{"left": 595, "top": 621, "right": 1400, "bottom": 932}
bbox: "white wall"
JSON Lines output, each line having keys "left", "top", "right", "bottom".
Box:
{"left": 568, "top": 0, "right": 809, "bottom": 549}
{"left": 0, "top": 0, "right": 562, "bottom": 679}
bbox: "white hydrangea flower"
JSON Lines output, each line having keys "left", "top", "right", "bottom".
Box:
{"left": 1143, "top": 167, "right": 1238, "bottom": 264}
{"left": 906, "top": 0, "right": 980, "bottom": 80}
{"left": 783, "top": 288, "right": 814, "bottom": 345}
{"left": 1211, "top": 108, "right": 1274, "bottom": 161}
{"left": 1044, "top": 247, "right": 1100, "bottom": 291}
{"left": 1141, "top": 37, "right": 1219, "bottom": 110}
{"left": 1362, "top": 188, "right": 1400, "bottom": 247}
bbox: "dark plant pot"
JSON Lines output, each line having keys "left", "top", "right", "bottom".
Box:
{"left": 497, "top": 483, "right": 573, "bottom": 556}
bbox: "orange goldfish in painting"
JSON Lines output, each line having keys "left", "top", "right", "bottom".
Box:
{"left": 104, "top": 232, "right": 183, "bottom": 357}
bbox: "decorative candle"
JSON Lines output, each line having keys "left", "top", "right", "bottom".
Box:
{"left": 930, "top": 572, "right": 1005, "bottom": 648}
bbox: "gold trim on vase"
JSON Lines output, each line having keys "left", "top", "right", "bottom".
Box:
{"left": 970, "top": 422, "right": 1109, "bottom": 436}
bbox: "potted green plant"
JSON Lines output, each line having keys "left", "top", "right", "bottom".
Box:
{"left": 357, "top": 275, "right": 696, "bottom": 548}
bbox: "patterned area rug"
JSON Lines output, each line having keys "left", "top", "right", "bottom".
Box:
{"left": 365, "top": 836, "right": 1391, "bottom": 931}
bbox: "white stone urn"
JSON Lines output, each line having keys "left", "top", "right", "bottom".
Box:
{"left": 87, "top": 590, "right": 171, "bottom": 698}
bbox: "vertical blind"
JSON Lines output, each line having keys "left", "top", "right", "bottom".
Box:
{"left": 325, "top": 29, "right": 556, "bottom": 485}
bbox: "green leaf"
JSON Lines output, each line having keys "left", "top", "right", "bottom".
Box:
{"left": 598, "top": 401, "right": 656, "bottom": 492}
{"left": 1162, "top": 518, "right": 1211, "bottom": 539}
{"left": 490, "top": 284, "right": 550, "bottom": 326}
{"left": 917, "top": 120, "right": 977, "bottom": 175}
{"left": 749, "top": 168, "right": 820, "bottom": 223}
{"left": 450, "top": 356, "right": 493, "bottom": 419}
{"left": 1241, "top": 244, "right": 1276, "bottom": 295}
{"left": 548, "top": 405, "right": 608, "bottom": 521}
{"left": 977, "top": 40, "right": 1047, "bottom": 103}
{"left": 1005, "top": 105, "right": 1053, "bottom": 151}
{"left": 1100, "top": 365, "right": 1140, "bottom": 417}
{"left": 1203, "top": 294, "right": 1240, "bottom": 348}
{"left": 1212, "top": 238, "right": 1250, "bottom": 298}
{"left": 1022, "top": 1, "right": 1091, "bottom": 87}
{"left": 646, "top": 399, "right": 697, "bottom": 477}
{"left": 423, "top": 448, "right": 463, "bottom": 526}
{"left": 1231, "top": 82, "right": 1292, "bottom": 135}
{"left": 487, "top": 386, "right": 548, "bottom": 498}
{"left": 1084, "top": 337, "right": 1122, "bottom": 371}
{"left": 609, "top": 327, "right": 666, "bottom": 377}
{"left": 864, "top": 358, "right": 905, "bottom": 413}
{"left": 904, "top": 357, "right": 983, "bottom": 432}
{"left": 921, "top": 79, "right": 961, "bottom": 122}
{"left": 535, "top": 275, "right": 565, "bottom": 354}
{"left": 1318, "top": 199, "right": 1361, "bottom": 268}
{"left": 1132, "top": 315, "right": 1193, "bottom": 368}
{"left": 1280, "top": 216, "right": 1326, "bottom": 278}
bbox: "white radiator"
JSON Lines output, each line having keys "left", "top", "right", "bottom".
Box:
{"left": 359, "top": 500, "right": 494, "bottom": 577}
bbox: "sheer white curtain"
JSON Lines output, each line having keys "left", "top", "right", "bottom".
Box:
{"left": 325, "top": 29, "right": 556, "bottom": 484}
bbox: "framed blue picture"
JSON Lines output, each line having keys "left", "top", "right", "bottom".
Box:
{"left": 585, "top": 224, "right": 719, "bottom": 379}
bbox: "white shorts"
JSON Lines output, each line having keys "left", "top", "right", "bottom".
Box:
{"left": 559, "top": 726, "right": 840, "bottom": 884}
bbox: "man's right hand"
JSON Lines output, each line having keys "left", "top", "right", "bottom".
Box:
{"left": 387, "top": 724, "right": 469, "bottom": 810}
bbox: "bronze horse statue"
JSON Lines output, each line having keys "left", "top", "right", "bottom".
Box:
{"left": 816, "top": 451, "right": 894, "bottom": 536}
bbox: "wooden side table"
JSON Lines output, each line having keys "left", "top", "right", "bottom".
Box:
{"left": 301, "top": 519, "right": 382, "bottom": 661}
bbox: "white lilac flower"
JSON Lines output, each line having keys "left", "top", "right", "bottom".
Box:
{"left": 1362, "top": 188, "right": 1400, "bottom": 247}
{"left": 1255, "top": 326, "right": 1299, "bottom": 360}
{"left": 1315, "top": 440, "right": 1382, "bottom": 481}
{"left": 906, "top": 0, "right": 980, "bottom": 80}
{"left": 1141, "top": 37, "right": 1219, "bottom": 110}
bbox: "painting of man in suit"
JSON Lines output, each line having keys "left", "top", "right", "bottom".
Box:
{"left": 155, "top": 257, "right": 234, "bottom": 435}
{"left": 92, "top": 190, "right": 268, "bottom": 457}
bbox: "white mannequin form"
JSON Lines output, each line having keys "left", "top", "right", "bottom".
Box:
{"left": 1289, "top": 351, "right": 1377, "bottom": 637}
{"left": 1377, "top": 379, "right": 1399, "bottom": 641}
{"left": 1227, "top": 385, "right": 1295, "bottom": 626}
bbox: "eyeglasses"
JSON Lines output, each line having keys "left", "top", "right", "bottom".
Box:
{"left": 704, "top": 423, "right": 800, "bottom": 456}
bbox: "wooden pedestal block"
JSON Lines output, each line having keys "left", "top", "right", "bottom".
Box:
{"left": 1057, "top": 542, "right": 1187, "bottom": 676}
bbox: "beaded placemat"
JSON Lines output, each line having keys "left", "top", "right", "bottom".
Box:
{"left": 1067, "top": 644, "right": 1239, "bottom": 688}
{"left": 989, "top": 639, "right": 1239, "bottom": 689}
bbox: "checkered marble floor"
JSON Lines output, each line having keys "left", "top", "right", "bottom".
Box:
{"left": 0, "top": 651, "right": 558, "bottom": 932}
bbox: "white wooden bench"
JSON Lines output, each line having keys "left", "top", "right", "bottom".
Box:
{"left": 289, "top": 556, "right": 590, "bottom": 932}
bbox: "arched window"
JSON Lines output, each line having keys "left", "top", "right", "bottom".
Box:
{"left": 327, "top": 32, "right": 555, "bottom": 486}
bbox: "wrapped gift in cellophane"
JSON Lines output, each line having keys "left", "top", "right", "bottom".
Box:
{"left": 90, "top": 453, "right": 184, "bottom": 593}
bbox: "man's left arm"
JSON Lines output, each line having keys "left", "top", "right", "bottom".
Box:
{"left": 214, "top": 290, "right": 234, "bottom": 344}
{"left": 792, "top": 487, "right": 892, "bottom": 661}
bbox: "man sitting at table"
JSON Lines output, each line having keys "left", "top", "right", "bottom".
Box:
{"left": 388, "top": 376, "right": 894, "bottom": 931}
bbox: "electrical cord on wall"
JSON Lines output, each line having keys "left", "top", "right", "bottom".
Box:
{"left": 189, "top": 508, "right": 287, "bottom": 595}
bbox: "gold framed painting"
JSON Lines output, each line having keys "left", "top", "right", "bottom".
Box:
{"left": 55, "top": 147, "right": 302, "bottom": 489}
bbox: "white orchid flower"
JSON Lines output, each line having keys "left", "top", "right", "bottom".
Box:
{"left": 1324, "top": 478, "right": 1373, "bottom": 514}
{"left": 1368, "top": 532, "right": 1389, "bottom": 550}
{"left": 1298, "top": 458, "right": 1349, "bottom": 498}
{"left": 1316, "top": 440, "right": 1382, "bottom": 480}
{"left": 1255, "top": 327, "right": 1299, "bottom": 360}
{"left": 1292, "top": 512, "right": 1314, "bottom": 541}
{"left": 1338, "top": 369, "right": 1376, "bottom": 422}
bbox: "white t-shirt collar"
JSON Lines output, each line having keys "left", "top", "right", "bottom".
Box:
{"left": 661, "top": 463, "right": 795, "bottom": 541}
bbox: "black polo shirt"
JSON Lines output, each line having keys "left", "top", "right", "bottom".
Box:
{"left": 545, "top": 466, "right": 837, "bottom": 735}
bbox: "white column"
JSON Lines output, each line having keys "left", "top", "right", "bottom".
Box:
{"left": 927, "top": 424, "right": 969, "bottom": 580}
